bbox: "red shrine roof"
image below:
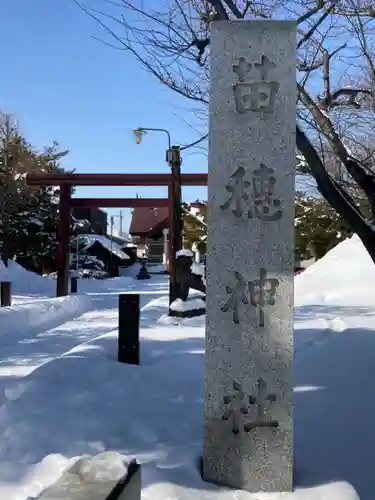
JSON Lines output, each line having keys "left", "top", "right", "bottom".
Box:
{"left": 129, "top": 207, "right": 169, "bottom": 237}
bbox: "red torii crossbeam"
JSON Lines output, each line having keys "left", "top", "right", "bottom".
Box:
{"left": 26, "top": 172, "right": 208, "bottom": 299}
{"left": 70, "top": 198, "right": 169, "bottom": 208}
{"left": 27, "top": 173, "right": 207, "bottom": 187}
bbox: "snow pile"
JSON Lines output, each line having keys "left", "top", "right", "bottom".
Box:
{"left": 0, "top": 259, "right": 11, "bottom": 282}
{"left": 0, "top": 454, "right": 76, "bottom": 500}
{"left": 0, "top": 294, "right": 92, "bottom": 337}
{"left": 4, "top": 260, "right": 54, "bottom": 296}
{"left": 295, "top": 234, "right": 375, "bottom": 307}
{"left": 75, "top": 452, "right": 131, "bottom": 483}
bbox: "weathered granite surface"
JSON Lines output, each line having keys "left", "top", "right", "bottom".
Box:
{"left": 203, "top": 20, "right": 296, "bottom": 493}
{"left": 35, "top": 453, "right": 140, "bottom": 500}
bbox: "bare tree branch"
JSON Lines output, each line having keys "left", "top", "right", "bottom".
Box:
{"left": 180, "top": 133, "right": 208, "bottom": 151}
{"left": 297, "top": 1, "right": 339, "bottom": 49}
{"left": 75, "top": 0, "right": 375, "bottom": 260}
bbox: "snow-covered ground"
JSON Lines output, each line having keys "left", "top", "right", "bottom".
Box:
{"left": 0, "top": 236, "right": 373, "bottom": 498}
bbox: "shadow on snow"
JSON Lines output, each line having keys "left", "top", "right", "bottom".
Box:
{"left": 0, "top": 294, "right": 372, "bottom": 497}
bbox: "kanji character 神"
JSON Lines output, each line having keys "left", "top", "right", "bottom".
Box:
{"left": 221, "top": 268, "right": 280, "bottom": 326}
{"left": 249, "top": 268, "right": 279, "bottom": 327}
{"left": 220, "top": 270, "right": 249, "bottom": 324}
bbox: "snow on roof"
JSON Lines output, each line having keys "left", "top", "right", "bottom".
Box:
{"left": 79, "top": 234, "right": 130, "bottom": 260}
{"left": 182, "top": 205, "right": 207, "bottom": 227}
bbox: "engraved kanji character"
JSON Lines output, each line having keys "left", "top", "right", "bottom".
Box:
{"left": 233, "top": 57, "right": 252, "bottom": 82}
{"left": 221, "top": 271, "right": 249, "bottom": 324}
{"left": 233, "top": 81, "right": 279, "bottom": 114}
{"left": 244, "top": 378, "right": 278, "bottom": 432}
{"left": 249, "top": 163, "right": 282, "bottom": 221}
{"left": 220, "top": 166, "right": 250, "bottom": 218}
{"left": 232, "top": 54, "right": 279, "bottom": 114}
{"left": 249, "top": 268, "right": 279, "bottom": 327}
{"left": 254, "top": 55, "right": 276, "bottom": 80}
{"left": 222, "top": 381, "right": 250, "bottom": 435}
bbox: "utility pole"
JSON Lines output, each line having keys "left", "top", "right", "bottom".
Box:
{"left": 167, "top": 146, "right": 183, "bottom": 305}
{"left": 132, "top": 127, "right": 183, "bottom": 306}
{"left": 76, "top": 233, "right": 79, "bottom": 277}
{"left": 119, "top": 210, "right": 123, "bottom": 237}
{"left": 110, "top": 215, "right": 114, "bottom": 274}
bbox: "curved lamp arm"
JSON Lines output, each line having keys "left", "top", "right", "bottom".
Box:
{"left": 132, "top": 127, "right": 171, "bottom": 150}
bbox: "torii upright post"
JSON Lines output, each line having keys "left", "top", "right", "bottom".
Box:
{"left": 167, "top": 146, "right": 183, "bottom": 305}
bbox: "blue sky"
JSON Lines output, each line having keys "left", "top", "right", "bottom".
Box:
{"left": 1, "top": 0, "right": 208, "bottom": 232}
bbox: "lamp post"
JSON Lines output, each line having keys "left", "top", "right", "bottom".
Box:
{"left": 110, "top": 215, "right": 114, "bottom": 274}
{"left": 108, "top": 211, "right": 124, "bottom": 237}
{"left": 132, "top": 127, "right": 182, "bottom": 305}
{"left": 133, "top": 127, "right": 171, "bottom": 151}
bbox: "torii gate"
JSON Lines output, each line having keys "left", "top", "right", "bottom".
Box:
{"left": 26, "top": 170, "right": 207, "bottom": 303}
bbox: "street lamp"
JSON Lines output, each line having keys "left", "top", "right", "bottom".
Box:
{"left": 132, "top": 127, "right": 172, "bottom": 161}
{"left": 131, "top": 126, "right": 182, "bottom": 306}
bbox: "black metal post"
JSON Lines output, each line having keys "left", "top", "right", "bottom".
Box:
{"left": 0, "top": 281, "right": 12, "bottom": 307}
{"left": 71, "top": 276, "right": 78, "bottom": 294}
{"left": 118, "top": 294, "right": 140, "bottom": 365}
{"left": 56, "top": 184, "right": 72, "bottom": 297}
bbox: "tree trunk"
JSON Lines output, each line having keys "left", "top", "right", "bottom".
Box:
{"left": 296, "top": 126, "right": 375, "bottom": 263}
{"left": 1, "top": 212, "right": 10, "bottom": 267}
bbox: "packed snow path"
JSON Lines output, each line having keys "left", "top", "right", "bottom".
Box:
{"left": 0, "top": 276, "right": 169, "bottom": 385}
{"left": 1, "top": 239, "right": 375, "bottom": 498}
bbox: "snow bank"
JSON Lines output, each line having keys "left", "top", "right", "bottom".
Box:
{"left": 0, "top": 259, "right": 11, "bottom": 282}
{"left": 0, "top": 294, "right": 92, "bottom": 337}
{"left": 6, "top": 260, "right": 54, "bottom": 296}
{"left": 295, "top": 234, "right": 375, "bottom": 307}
